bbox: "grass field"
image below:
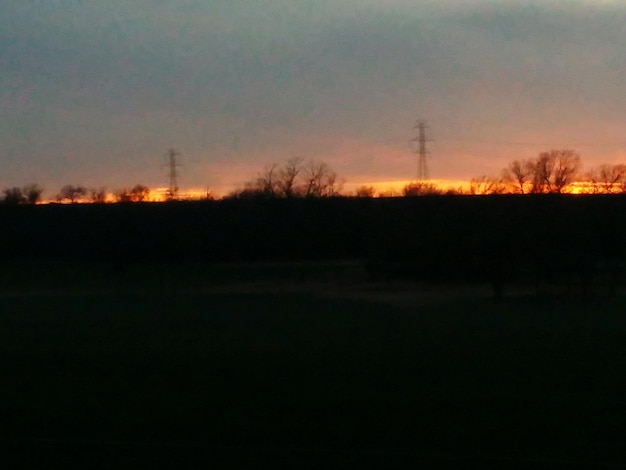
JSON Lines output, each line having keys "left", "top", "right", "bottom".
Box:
{"left": 2, "top": 265, "right": 626, "bottom": 467}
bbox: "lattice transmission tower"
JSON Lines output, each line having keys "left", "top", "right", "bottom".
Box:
{"left": 164, "top": 148, "right": 182, "bottom": 200}
{"left": 410, "top": 120, "right": 430, "bottom": 181}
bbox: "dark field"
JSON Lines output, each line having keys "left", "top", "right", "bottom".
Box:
{"left": 2, "top": 264, "right": 626, "bottom": 468}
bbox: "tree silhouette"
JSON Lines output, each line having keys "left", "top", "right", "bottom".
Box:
{"left": 130, "top": 184, "right": 150, "bottom": 202}
{"left": 255, "top": 163, "right": 280, "bottom": 197}
{"left": 354, "top": 185, "right": 376, "bottom": 198}
{"left": 502, "top": 160, "right": 532, "bottom": 194}
{"left": 585, "top": 164, "right": 626, "bottom": 194}
{"left": 2, "top": 187, "right": 26, "bottom": 204}
{"left": 57, "top": 185, "right": 87, "bottom": 203}
{"left": 233, "top": 158, "right": 341, "bottom": 198}
{"left": 23, "top": 184, "right": 43, "bottom": 204}
{"left": 402, "top": 181, "right": 442, "bottom": 196}
{"left": 277, "top": 157, "right": 303, "bottom": 197}
{"left": 115, "top": 184, "right": 150, "bottom": 202}
{"left": 2, "top": 185, "right": 43, "bottom": 204}
{"left": 550, "top": 149, "right": 581, "bottom": 193}
{"left": 115, "top": 188, "right": 132, "bottom": 202}
{"left": 478, "top": 149, "right": 582, "bottom": 195}
{"left": 303, "top": 160, "right": 339, "bottom": 197}
{"left": 90, "top": 187, "right": 108, "bottom": 203}
{"left": 528, "top": 150, "right": 580, "bottom": 193}
{"left": 467, "top": 176, "right": 506, "bottom": 195}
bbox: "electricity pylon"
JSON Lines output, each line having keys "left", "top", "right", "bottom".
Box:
{"left": 410, "top": 120, "right": 430, "bottom": 181}
{"left": 164, "top": 148, "right": 182, "bottom": 200}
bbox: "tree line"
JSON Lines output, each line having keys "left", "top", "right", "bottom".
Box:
{"left": 470, "top": 149, "right": 626, "bottom": 195}
{"left": 226, "top": 157, "right": 342, "bottom": 199}
{"left": 216, "top": 150, "right": 626, "bottom": 198}
{"left": 3, "top": 148, "right": 626, "bottom": 204}
{"left": 1, "top": 183, "right": 152, "bottom": 204}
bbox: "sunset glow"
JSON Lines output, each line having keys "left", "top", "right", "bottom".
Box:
{"left": 2, "top": 1, "right": 626, "bottom": 199}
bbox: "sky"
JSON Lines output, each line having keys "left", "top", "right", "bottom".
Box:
{"left": 2, "top": 0, "right": 626, "bottom": 196}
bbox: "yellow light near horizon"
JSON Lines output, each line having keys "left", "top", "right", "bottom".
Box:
{"left": 35, "top": 179, "right": 608, "bottom": 204}
{"left": 348, "top": 179, "right": 472, "bottom": 195}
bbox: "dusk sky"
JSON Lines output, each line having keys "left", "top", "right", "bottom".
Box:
{"left": 2, "top": 0, "right": 626, "bottom": 196}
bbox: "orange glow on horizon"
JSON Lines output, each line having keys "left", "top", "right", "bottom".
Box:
{"left": 353, "top": 179, "right": 471, "bottom": 195}
{"left": 35, "top": 179, "right": 623, "bottom": 203}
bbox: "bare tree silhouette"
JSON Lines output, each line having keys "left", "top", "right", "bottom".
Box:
{"left": 528, "top": 150, "right": 580, "bottom": 193}
{"left": 354, "top": 185, "right": 376, "bottom": 198}
{"left": 2, "top": 185, "right": 43, "bottom": 204}
{"left": 303, "top": 160, "right": 339, "bottom": 197}
{"left": 57, "top": 185, "right": 87, "bottom": 203}
{"left": 502, "top": 160, "right": 532, "bottom": 194}
{"left": 115, "top": 184, "right": 150, "bottom": 202}
{"left": 24, "top": 184, "right": 43, "bottom": 204}
{"left": 2, "top": 187, "right": 26, "bottom": 204}
{"left": 232, "top": 158, "right": 342, "bottom": 198}
{"left": 402, "top": 181, "right": 442, "bottom": 196}
{"left": 90, "top": 187, "right": 108, "bottom": 203}
{"left": 277, "top": 157, "right": 303, "bottom": 197}
{"left": 255, "top": 163, "right": 280, "bottom": 197}
{"left": 467, "top": 176, "right": 506, "bottom": 195}
{"left": 477, "top": 149, "right": 582, "bottom": 195}
{"left": 585, "top": 163, "right": 626, "bottom": 194}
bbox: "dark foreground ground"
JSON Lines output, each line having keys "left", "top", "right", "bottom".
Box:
{"left": 2, "top": 263, "right": 626, "bottom": 468}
